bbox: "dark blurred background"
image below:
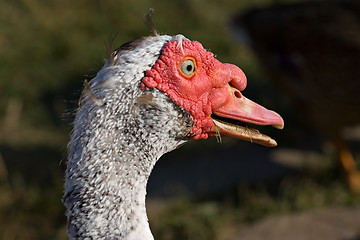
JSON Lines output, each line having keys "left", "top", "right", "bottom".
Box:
{"left": 0, "top": 0, "right": 359, "bottom": 239}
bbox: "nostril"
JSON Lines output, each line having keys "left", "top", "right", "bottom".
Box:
{"left": 234, "top": 91, "right": 242, "bottom": 98}
{"left": 229, "top": 81, "right": 236, "bottom": 89}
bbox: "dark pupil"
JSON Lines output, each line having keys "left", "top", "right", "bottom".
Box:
{"left": 186, "top": 64, "right": 193, "bottom": 72}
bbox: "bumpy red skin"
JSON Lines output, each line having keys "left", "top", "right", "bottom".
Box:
{"left": 141, "top": 40, "right": 247, "bottom": 139}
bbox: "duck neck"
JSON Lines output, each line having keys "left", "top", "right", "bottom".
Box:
{"left": 64, "top": 131, "right": 158, "bottom": 239}
{"left": 64, "top": 88, "right": 192, "bottom": 239}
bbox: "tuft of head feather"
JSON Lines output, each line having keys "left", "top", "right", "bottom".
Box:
{"left": 145, "top": 8, "right": 159, "bottom": 36}
{"left": 106, "top": 32, "right": 121, "bottom": 66}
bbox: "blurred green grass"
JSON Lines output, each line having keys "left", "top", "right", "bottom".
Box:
{"left": 0, "top": 0, "right": 359, "bottom": 239}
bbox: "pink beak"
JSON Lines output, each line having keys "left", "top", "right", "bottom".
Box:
{"left": 214, "top": 85, "right": 284, "bottom": 128}
{"left": 209, "top": 77, "right": 284, "bottom": 147}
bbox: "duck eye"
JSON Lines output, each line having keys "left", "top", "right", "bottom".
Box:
{"left": 180, "top": 58, "right": 196, "bottom": 77}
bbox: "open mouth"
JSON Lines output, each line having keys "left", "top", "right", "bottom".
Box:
{"left": 210, "top": 114, "right": 279, "bottom": 147}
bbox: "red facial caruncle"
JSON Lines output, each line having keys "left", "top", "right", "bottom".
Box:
{"left": 141, "top": 38, "right": 284, "bottom": 146}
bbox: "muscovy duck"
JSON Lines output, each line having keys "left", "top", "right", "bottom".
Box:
{"left": 63, "top": 30, "right": 284, "bottom": 239}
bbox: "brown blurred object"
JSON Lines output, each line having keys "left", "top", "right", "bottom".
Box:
{"left": 0, "top": 153, "right": 7, "bottom": 184}
{"left": 2, "top": 98, "right": 22, "bottom": 142}
{"left": 232, "top": 0, "right": 360, "bottom": 192}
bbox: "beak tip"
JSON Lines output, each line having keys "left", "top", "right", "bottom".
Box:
{"left": 269, "top": 110, "right": 285, "bottom": 130}
{"left": 273, "top": 123, "right": 284, "bottom": 130}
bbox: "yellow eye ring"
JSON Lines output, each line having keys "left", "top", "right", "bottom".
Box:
{"left": 179, "top": 57, "right": 196, "bottom": 78}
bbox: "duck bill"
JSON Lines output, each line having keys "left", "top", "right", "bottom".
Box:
{"left": 209, "top": 88, "right": 284, "bottom": 147}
